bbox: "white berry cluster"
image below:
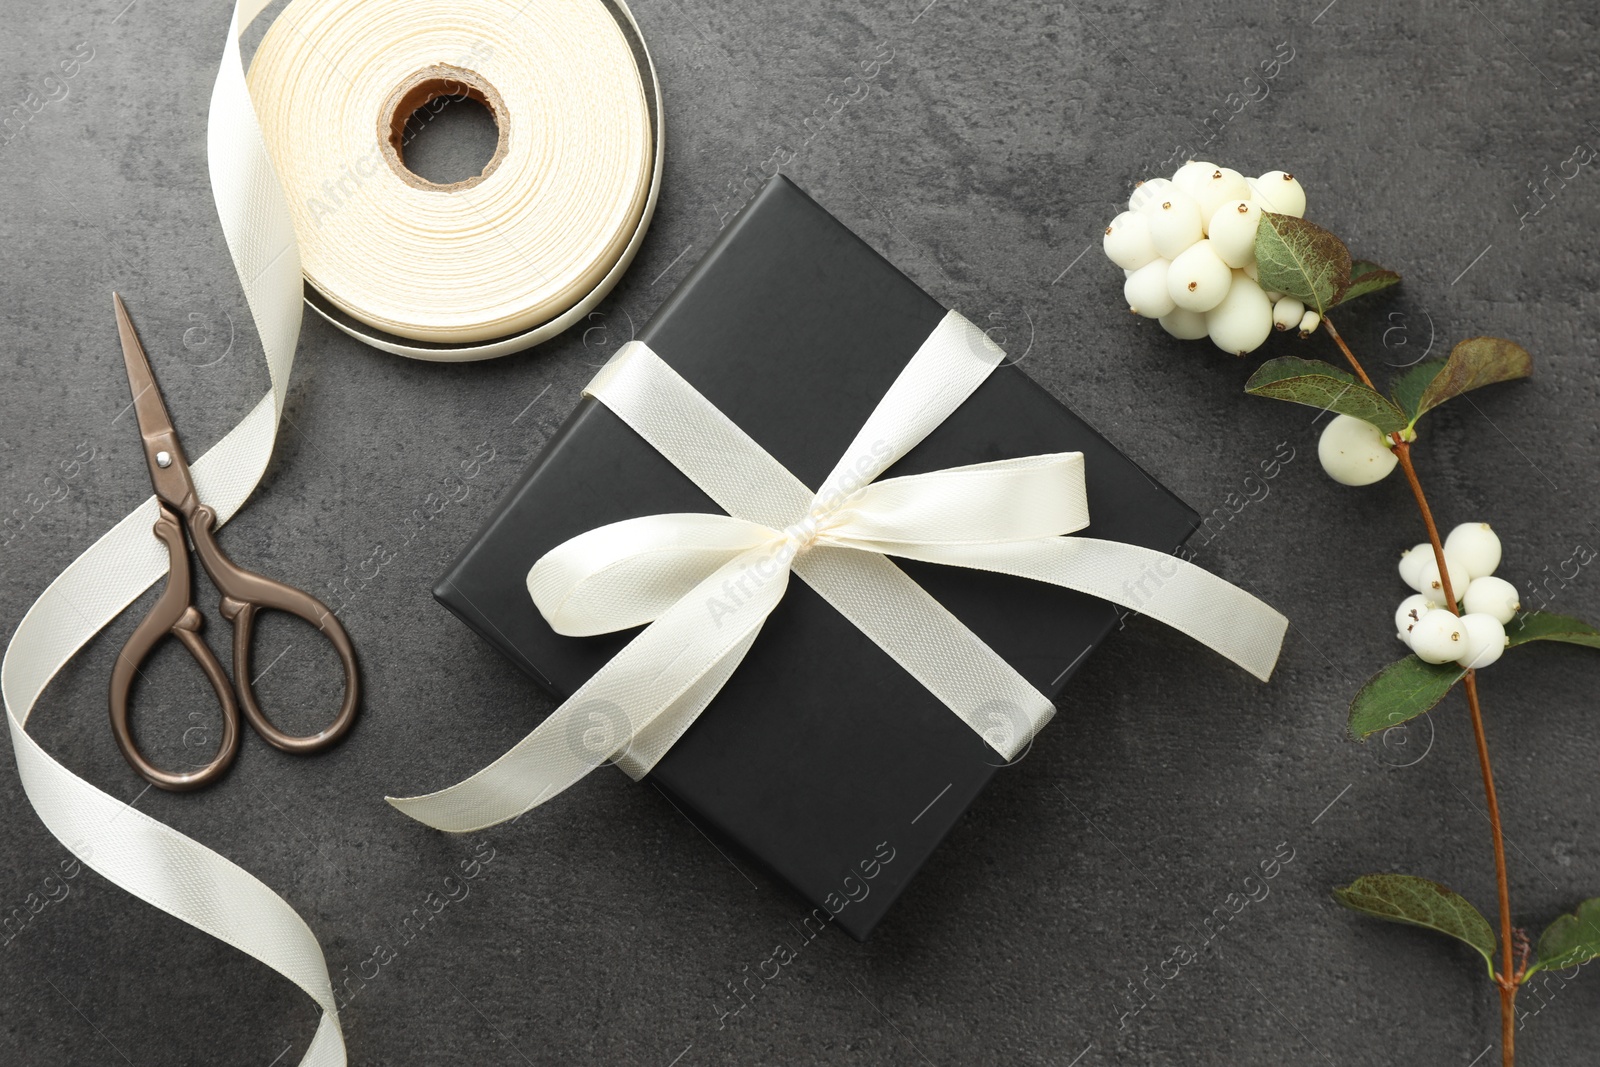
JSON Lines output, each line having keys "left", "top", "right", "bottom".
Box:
{"left": 1394, "top": 523, "right": 1520, "bottom": 669}
{"left": 1103, "top": 162, "right": 1313, "bottom": 355}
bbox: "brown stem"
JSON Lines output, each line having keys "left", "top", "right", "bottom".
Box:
{"left": 1322, "top": 316, "right": 1380, "bottom": 390}
{"left": 1325, "top": 318, "right": 1460, "bottom": 606}
{"left": 1323, "top": 315, "right": 1515, "bottom": 1065}
{"left": 1393, "top": 444, "right": 1460, "bottom": 608}
{"left": 1467, "top": 669, "right": 1518, "bottom": 1063}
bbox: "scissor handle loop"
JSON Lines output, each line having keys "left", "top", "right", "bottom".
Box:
{"left": 189, "top": 506, "right": 361, "bottom": 754}
{"left": 108, "top": 506, "right": 242, "bottom": 791}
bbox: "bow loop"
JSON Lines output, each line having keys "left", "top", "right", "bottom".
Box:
{"left": 529, "top": 513, "right": 779, "bottom": 637}
{"left": 821, "top": 452, "right": 1089, "bottom": 550}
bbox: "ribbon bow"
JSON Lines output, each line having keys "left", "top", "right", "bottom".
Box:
{"left": 389, "top": 312, "right": 1287, "bottom": 833}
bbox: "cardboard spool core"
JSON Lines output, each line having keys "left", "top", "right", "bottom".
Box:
{"left": 379, "top": 65, "right": 508, "bottom": 191}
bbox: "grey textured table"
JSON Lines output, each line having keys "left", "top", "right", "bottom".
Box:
{"left": 3, "top": 1, "right": 1598, "bottom": 1064}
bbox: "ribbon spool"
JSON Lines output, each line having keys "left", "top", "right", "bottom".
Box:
{"left": 246, "top": 0, "right": 661, "bottom": 360}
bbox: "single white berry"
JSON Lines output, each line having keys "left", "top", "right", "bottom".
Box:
{"left": 1419, "top": 549, "right": 1470, "bottom": 604}
{"left": 1205, "top": 271, "right": 1273, "bottom": 355}
{"left": 1128, "top": 177, "right": 1174, "bottom": 213}
{"left": 1191, "top": 167, "right": 1252, "bottom": 226}
{"left": 1159, "top": 307, "right": 1209, "bottom": 340}
{"left": 1143, "top": 189, "right": 1205, "bottom": 258}
{"left": 1462, "top": 575, "right": 1520, "bottom": 625}
{"left": 1398, "top": 543, "right": 1433, "bottom": 592}
{"left": 1443, "top": 522, "right": 1502, "bottom": 580}
{"left": 1123, "top": 258, "right": 1176, "bottom": 318}
{"left": 1166, "top": 239, "right": 1233, "bottom": 312}
{"left": 1409, "top": 608, "right": 1466, "bottom": 665}
{"left": 1456, "top": 612, "right": 1508, "bottom": 670}
{"left": 1272, "top": 296, "right": 1305, "bottom": 331}
{"left": 1104, "top": 211, "right": 1159, "bottom": 271}
{"left": 1318, "top": 414, "right": 1397, "bottom": 486}
{"left": 1298, "top": 309, "right": 1321, "bottom": 336}
{"left": 1171, "top": 160, "right": 1220, "bottom": 202}
{"left": 1395, "top": 593, "right": 1439, "bottom": 646}
{"left": 1207, "top": 199, "right": 1263, "bottom": 268}
{"left": 1249, "top": 170, "right": 1307, "bottom": 217}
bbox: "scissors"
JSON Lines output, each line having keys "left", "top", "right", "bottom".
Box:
{"left": 109, "top": 293, "right": 360, "bottom": 791}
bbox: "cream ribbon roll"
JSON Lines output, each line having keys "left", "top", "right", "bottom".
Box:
{"left": 247, "top": 0, "right": 661, "bottom": 359}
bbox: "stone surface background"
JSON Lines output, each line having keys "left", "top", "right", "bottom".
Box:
{"left": 2, "top": 0, "right": 1597, "bottom": 1063}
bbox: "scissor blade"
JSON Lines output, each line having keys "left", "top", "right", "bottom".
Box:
{"left": 113, "top": 293, "right": 196, "bottom": 510}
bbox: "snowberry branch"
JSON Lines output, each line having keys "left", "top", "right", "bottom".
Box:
{"left": 1325, "top": 312, "right": 1518, "bottom": 1065}
{"left": 1104, "top": 161, "right": 1591, "bottom": 1067}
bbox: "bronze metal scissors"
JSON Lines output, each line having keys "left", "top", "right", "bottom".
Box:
{"left": 109, "top": 293, "right": 359, "bottom": 790}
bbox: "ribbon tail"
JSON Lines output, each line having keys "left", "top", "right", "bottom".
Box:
{"left": 879, "top": 538, "right": 1288, "bottom": 683}
{"left": 617, "top": 627, "right": 762, "bottom": 776}
{"left": 389, "top": 548, "right": 790, "bottom": 832}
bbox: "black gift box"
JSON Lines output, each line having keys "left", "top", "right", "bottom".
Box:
{"left": 435, "top": 176, "right": 1198, "bottom": 940}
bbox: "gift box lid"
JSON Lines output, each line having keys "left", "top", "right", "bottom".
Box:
{"left": 434, "top": 175, "right": 1198, "bottom": 940}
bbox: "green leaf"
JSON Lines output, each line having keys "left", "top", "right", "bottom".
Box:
{"left": 1245, "top": 355, "right": 1410, "bottom": 433}
{"left": 1527, "top": 898, "right": 1600, "bottom": 979}
{"left": 1334, "top": 260, "right": 1402, "bottom": 306}
{"left": 1350, "top": 258, "right": 1400, "bottom": 284}
{"left": 1413, "top": 337, "right": 1532, "bottom": 418}
{"left": 1348, "top": 654, "right": 1463, "bottom": 740}
{"left": 1254, "top": 212, "right": 1353, "bottom": 314}
{"left": 1334, "top": 874, "right": 1497, "bottom": 976}
{"left": 1389, "top": 360, "right": 1447, "bottom": 421}
{"left": 1506, "top": 611, "right": 1600, "bottom": 650}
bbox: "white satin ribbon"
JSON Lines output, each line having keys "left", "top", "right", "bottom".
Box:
{"left": 3, "top": 0, "right": 344, "bottom": 1062}
{"left": 387, "top": 312, "right": 1288, "bottom": 834}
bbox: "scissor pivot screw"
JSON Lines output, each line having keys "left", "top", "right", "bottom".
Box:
{"left": 155, "top": 450, "right": 173, "bottom": 468}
